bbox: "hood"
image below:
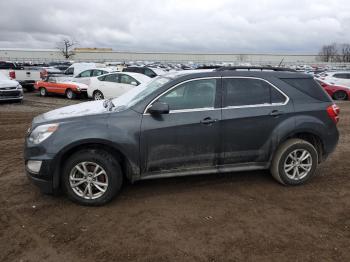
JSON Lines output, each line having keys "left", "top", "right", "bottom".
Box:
{"left": 34, "top": 100, "right": 108, "bottom": 124}
{"left": 0, "top": 79, "right": 19, "bottom": 88}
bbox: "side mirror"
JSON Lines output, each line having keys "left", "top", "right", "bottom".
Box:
{"left": 131, "top": 81, "right": 138, "bottom": 86}
{"left": 148, "top": 102, "right": 169, "bottom": 115}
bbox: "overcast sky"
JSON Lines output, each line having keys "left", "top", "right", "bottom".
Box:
{"left": 0, "top": 0, "right": 349, "bottom": 53}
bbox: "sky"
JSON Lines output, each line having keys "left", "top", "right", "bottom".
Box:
{"left": 0, "top": 0, "right": 349, "bottom": 54}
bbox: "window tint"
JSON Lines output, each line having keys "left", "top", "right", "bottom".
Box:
{"left": 103, "top": 74, "right": 119, "bottom": 83}
{"left": 223, "top": 78, "right": 272, "bottom": 107}
{"left": 120, "top": 74, "right": 138, "bottom": 85}
{"left": 333, "top": 73, "right": 348, "bottom": 79}
{"left": 271, "top": 87, "right": 286, "bottom": 103}
{"left": 65, "top": 67, "right": 74, "bottom": 75}
{"left": 92, "top": 70, "right": 105, "bottom": 76}
{"left": 144, "top": 68, "right": 157, "bottom": 78}
{"left": 123, "top": 67, "right": 137, "bottom": 73}
{"left": 281, "top": 78, "right": 331, "bottom": 102}
{"left": 78, "top": 70, "right": 91, "bottom": 78}
{"left": 158, "top": 79, "right": 216, "bottom": 110}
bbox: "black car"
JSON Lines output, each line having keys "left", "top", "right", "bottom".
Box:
{"left": 123, "top": 66, "right": 164, "bottom": 78}
{"left": 24, "top": 67, "right": 339, "bottom": 205}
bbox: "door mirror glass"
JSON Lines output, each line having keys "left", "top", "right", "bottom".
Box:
{"left": 148, "top": 102, "right": 169, "bottom": 115}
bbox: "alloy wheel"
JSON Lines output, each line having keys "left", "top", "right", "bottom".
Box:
{"left": 283, "top": 149, "right": 312, "bottom": 180}
{"left": 69, "top": 161, "right": 109, "bottom": 200}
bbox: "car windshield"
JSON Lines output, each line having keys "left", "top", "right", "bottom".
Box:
{"left": 112, "top": 76, "right": 171, "bottom": 109}
{"left": 0, "top": 72, "right": 9, "bottom": 80}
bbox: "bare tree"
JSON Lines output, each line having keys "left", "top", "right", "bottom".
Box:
{"left": 318, "top": 43, "right": 338, "bottom": 62}
{"left": 57, "top": 38, "right": 77, "bottom": 59}
{"left": 340, "top": 43, "right": 350, "bottom": 63}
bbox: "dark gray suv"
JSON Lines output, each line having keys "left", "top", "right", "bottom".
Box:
{"left": 24, "top": 67, "right": 340, "bottom": 205}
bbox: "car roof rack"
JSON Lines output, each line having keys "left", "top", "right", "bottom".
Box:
{"left": 216, "top": 66, "right": 297, "bottom": 72}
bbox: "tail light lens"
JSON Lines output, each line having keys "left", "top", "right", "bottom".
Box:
{"left": 9, "top": 71, "right": 16, "bottom": 79}
{"left": 327, "top": 104, "right": 340, "bottom": 124}
{"left": 40, "top": 70, "right": 47, "bottom": 79}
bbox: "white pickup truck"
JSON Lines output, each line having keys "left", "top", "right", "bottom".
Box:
{"left": 0, "top": 61, "right": 43, "bottom": 91}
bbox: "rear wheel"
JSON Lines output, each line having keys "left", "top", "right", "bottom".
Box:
{"left": 66, "top": 89, "right": 76, "bottom": 99}
{"left": 39, "top": 87, "right": 47, "bottom": 97}
{"left": 62, "top": 149, "right": 123, "bottom": 206}
{"left": 270, "top": 139, "right": 318, "bottom": 185}
{"left": 93, "top": 90, "right": 104, "bottom": 100}
{"left": 333, "top": 91, "right": 348, "bottom": 100}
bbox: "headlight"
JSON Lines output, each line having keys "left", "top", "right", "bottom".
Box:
{"left": 17, "top": 84, "right": 22, "bottom": 90}
{"left": 28, "top": 123, "right": 59, "bottom": 144}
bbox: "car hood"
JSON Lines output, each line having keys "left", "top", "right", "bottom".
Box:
{"left": 33, "top": 100, "right": 108, "bottom": 124}
{"left": 33, "top": 99, "right": 129, "bottom": 125}
{"left": 0, "top": 79, "right": 18, "bottom": 88}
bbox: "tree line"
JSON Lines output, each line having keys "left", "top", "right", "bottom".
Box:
{"left": 318, "top": 43, "right": 350, "bottom": 62}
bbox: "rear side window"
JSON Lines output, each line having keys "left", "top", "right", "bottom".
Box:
{"left": 333, "top": 73, "right": 349, "bottom": 79}
{"left": 281, "top": 78, "right": 331, "bottom": 102}
{"left": 223, "top": 78, "right": 286, "bottom": 107}
{"left": 103, "top": 74, "right": 119, "bottom": 83}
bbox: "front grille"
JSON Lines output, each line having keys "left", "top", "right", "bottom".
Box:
{"left": 0, "top": 90, "right": 21, "bottom": 98}
{"left": 0, "top": 86, "right": 17, "bottom": 90}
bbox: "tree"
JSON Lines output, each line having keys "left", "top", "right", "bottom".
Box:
{"left": 57, "top": 38, "right": 77, "bottom": 59}
{"left": 318, "top": 43, "right": 338, "bottom": 62}
{"left": 340, "top": 43, "right": 350, "bottom": 63}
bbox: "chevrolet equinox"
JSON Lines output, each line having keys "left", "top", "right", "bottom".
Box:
{"left": 24, "top": 67, "right": 340, "bottom": 205}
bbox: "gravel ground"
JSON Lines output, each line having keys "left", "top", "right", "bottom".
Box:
{"left": 0, "top": 91, "right": 349, "bottom": 262}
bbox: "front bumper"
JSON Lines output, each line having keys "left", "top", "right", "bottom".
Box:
{"left": 0, "top": 89, "right": 23, "bottom": 101}
{"left": 25, "top": 159, "right": 54, "bottom": 194}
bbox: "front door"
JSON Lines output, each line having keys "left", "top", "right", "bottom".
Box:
{"left": 140, "top": 78, "right": 221, "bottom": 175}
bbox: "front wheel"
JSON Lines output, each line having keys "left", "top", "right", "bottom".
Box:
{"left": 66, "top": 89, "right": 76, "bottom": 99}
{"left": 270, "top": 139, "right": 318, "bottom": 185}
{"left": 93, "top": 90, "right": 104, "bottom": 100}
{"left": 62, "top": 149, "right": 123, "bottom": 206}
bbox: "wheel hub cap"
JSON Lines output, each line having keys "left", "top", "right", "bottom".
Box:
{"left": 284, "top": 149, "right": 312, "bottom": 180}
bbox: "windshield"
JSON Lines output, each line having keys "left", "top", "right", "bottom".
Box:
{"left": 112, "top": 76, "right": 171, "bottom": 109}
{"left": 0, "top": 72, "right": 9, "bottom": 80}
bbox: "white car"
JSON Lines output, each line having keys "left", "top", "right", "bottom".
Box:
{"left": 87, "top": 72, "right": 151, "bottom": 100}
{"left": 0, "top": 71, "right": 23, "bottom": 102}
{"left": 72, "top": 68, "right": 114, "bottom": 86}
{"left": 321, "top": 72, "right": 350, "bottom": 88}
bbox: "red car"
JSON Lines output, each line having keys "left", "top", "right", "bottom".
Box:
{"left": 316, "top": 79, "right": 350, "bottom": 101}
{"left": 34, "top": 76, "right": 88, "bottom": 99}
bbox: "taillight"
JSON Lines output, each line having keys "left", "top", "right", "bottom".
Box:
{"left": 9, "top": 71, "right": 16, "bottom": 79}
{"left": 40, "top": 70, "right": 47, "bottom": 79}
{"left": 327, "top": 104, "right": 340, "bottom": 124}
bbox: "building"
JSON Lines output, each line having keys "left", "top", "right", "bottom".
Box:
{"left": 0, "top": 47, "right": 321, "bottom": 65}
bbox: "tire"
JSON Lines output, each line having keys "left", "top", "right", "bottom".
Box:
{"left": 270, "top": 139, "right": 318, "bottom": 185}
{"left": 333, "top": 91, "right": 348, "bottom": 101}
{"left": 93, "top": 90, "right": 104, "bottom": 100}
{"left": 39, "top": 87, "right": 47, "bottom": 97}
{"left": 66, "top": 89, "right": 76, "bottom": 99}
{"left": 62, "top": 149, "right": 123, "bottom": 206}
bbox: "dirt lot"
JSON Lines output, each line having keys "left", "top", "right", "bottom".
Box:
{"left": 0, "top": 91, "right": 349, "bottom": 262}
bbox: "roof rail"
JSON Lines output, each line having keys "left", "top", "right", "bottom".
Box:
{"left": 216, "top": 66, "right": 297, "bottom": 72}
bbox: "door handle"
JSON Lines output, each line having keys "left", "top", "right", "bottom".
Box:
{"left": 200, "top": 117, "right": 218, "bottom": 125}
{"left": 270, "top": 110, "right": 284, "bottom": 117}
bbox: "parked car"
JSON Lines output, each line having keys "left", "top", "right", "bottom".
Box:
{"left": 316, "top": 79, "right": 350, "bottom": 100}
{"left": 34, "top": 75, "right": 88, "bottom": 99}
{"left": 87, "top": 72, "right": 151, "bottom": 100}
{"left": 25, "top": 67, "right": 339, "bottom": 205}
{"left": 0, "top": 71, "right": 23, "bottom": 102}
{"left": 123, "top": 66, "right": 166, "bottom": 78}
{"left": 72, "top": 68, "right": 114, "bottom": 86}
{"left": 0, "top": 61, "right": 43, "bottom": 91}
{"left": 64, "top": 63, "right": 106, "bottom": 76}
{"left": 320, "top": 71, "right": 350, "bottom": 88}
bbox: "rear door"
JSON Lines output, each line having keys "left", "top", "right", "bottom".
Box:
{"left": 140, "top": 78, "right": 221, "bottom": 175}
{"left": 220, "top": 77, "right": 291, "bottom": 165}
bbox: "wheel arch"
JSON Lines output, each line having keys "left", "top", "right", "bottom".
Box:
{"left": 52, "top": 139, "right": 139, "bottom": 190}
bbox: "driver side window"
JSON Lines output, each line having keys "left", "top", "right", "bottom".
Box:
{"left": 157, "top": 79, "right": 217, "bottom": 111}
